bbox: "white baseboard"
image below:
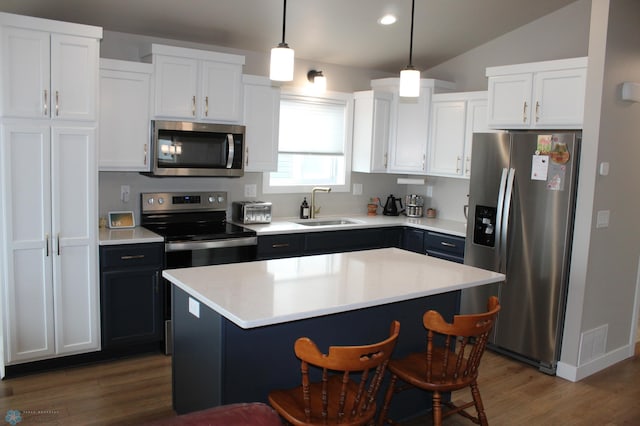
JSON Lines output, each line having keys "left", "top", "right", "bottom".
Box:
{"left": 557, "top": 344, "right": 634, "bottom": 382}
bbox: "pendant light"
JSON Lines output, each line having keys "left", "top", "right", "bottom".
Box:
{"left": 399, "top": 0, "right": 420, "bottom": 97}
{"left": 270, "top": 0, "right": 294, "bottom": 81}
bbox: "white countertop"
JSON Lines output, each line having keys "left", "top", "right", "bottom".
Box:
{"left": 98, "top": 227, "right": 164, "bottom": 245}
{"left": 163, "top": 247, "right": 504, "bottom": 329}
{"left": 238, "top": 215, "right": 467, "bottom": 237}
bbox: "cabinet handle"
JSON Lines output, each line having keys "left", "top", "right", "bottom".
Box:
{"left": 143, "top": 143, "right": 148, "bottom": 166}
{"left": 45, "top": 233, "right": 50, "bottom": 257}
{"left": 154, "top": 271, "right": 160, "bottom": 294}
{"left": 440, "top": 241, "right": 456, "bottom": 248}
{"left": 456, "top": 156, "right": 461, "bottom": 174}
{"left": 522, "top": 101, "right": 528, "bottom": 123}
{"left": 43, "top": 90, "right": 48, "bottom": 116}
{"left": 55, "top": 91, "right": 60, "bottom": 116}
{"left": 205, "top": 96, "right": 209, "bottom": 117}
{"left": 192, "top": 96, "right": 196, "bottom": 116}
{"left": 535, "top": 101, "right": 540, "bottom": 122}
{"left": 384, "top": 153, "right": 388, "bottom": 168}
{"left": 245, "top": 147, "right": 249, "bottom": 166}
{"left": 422, "top": 154, "right": 426, "bottom": 171}
{"left": 120, "top": 254, "right": 145, "bottom": 260}
{"left": 57, "top": 233, "right": 61, "bottom": 255}
{"left": 272, "top": 243, "right": 290, "bottom": 248}
{"left": 465, "top": 156, "right": 471, "bottom": 176}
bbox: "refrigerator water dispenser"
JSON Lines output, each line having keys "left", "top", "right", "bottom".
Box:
{"left": 473, "top": 205, "right": 496, "bottom": 247}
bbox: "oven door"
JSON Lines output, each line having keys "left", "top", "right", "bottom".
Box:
{"left": 162, "top": 236, "right": 257, "bottom": 354}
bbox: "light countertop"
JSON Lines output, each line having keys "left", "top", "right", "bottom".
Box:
{"left": 163, "top": 247, "right": 503, "bottom": 329}
{"left": 237, "top": 215, "right": 467, "bottom": 237}
{"left": 98, "top": 227, "right": 163, "bottom": 245}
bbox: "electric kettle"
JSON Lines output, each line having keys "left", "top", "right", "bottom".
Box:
{"left": 381, "top": 195, "right": 403, "bottom": 216}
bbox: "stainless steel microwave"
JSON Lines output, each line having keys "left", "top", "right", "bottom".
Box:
{"left": 145, "top": 120, "right": 245, "bottom": 177}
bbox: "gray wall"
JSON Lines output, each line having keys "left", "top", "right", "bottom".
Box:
{"left": 424, "top": 0, "right": 591, "bottom": 91}
{"left": 98, "top": 30, "right": 411, "bottom": 221}
{"left": 98, "top": 30, "right": 469, "bottom": 222}
{"left": 560, "top": 0, "right": 640, "bottom": 378}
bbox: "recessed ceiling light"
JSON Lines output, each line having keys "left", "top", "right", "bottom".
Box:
{"left": 378, "top": 14, "right": 397, "bottom": 25}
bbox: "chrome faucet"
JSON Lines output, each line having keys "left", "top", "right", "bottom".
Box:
{"left": 310, "top": 187, "right": 331, "bottom": 218}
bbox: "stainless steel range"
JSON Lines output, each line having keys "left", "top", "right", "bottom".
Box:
{"left": 140, "top": 191, "right": 257, "bottom": 353}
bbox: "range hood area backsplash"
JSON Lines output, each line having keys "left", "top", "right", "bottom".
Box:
{"left": 98, "top": 172, "right": 470, "bottom": 224}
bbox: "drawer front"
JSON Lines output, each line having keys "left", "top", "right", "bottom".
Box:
{"left": 304, "top": 229, "right": 383, "bottom": 255}
{"left": 100, "top": 243, "right": 164, "bottom": 269}
{"left": 424, "top": 231, "right": 465, "bottom": 258}
{"left": 257, "top": 234, "right": 304, "bottom": 259}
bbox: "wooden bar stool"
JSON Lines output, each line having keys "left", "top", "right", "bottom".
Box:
{"left": 378, "top": 297, "right": 500, "bottom": 426}
{"left": 268, "top": 320, "right": 400, "bottom": 426}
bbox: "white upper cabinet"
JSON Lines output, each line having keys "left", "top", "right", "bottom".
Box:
{"left": 143, "top": 44, "right": 245, "bottom": 123}
{"left": 99, "top": 59, "right": 153, "bottom": 171}
{"left": 486, "top": 57, "right": 587, "bottom": 129}
{"left": 352, "top": 90, "right": 392, "bottom": 173}
{"left": 242, "top": 75, "right": 280, "bottom": 172}
{"left": 1, "top": 23, "right": 100, "bottom": 121}
{"left": 370, "top": 78, "right": 455, "bottom": 175}
{"left": 428, "top": 91, "right": 491, "bottom": 178}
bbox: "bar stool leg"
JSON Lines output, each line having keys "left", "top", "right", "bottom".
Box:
{"left": 377, "top": 374, "right": 398, "bottom": 426}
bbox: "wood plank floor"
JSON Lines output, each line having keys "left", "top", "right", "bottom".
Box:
{"left": 0, "top": 346, "right": 638, "bottom": 425}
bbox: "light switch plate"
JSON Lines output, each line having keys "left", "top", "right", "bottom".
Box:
{"left": 120, "top": 185, "right": 130, "bottom": 202}
{"left": 596, "top": 210, "right": 610, "bottom": 228}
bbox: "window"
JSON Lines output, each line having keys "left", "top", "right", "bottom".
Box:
{"left": 263, "top": 90, "right": 353, "bottom": 193}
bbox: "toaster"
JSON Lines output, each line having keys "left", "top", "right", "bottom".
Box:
{"left": 232, "top": 201, "right": 272, "bottom": 224}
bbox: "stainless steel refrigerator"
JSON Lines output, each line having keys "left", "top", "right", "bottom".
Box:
{"left": 462, "top": 131, "right": 580, "bottom": 374}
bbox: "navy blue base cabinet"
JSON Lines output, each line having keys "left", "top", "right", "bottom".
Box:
{"left": 172, "top": 285, "right": 460, "bottom": 419}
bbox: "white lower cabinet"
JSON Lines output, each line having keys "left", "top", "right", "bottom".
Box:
{"left": 0, "top": 122, "right": 99, "bottom": 364}
{"left": 428, "top": 91, "right": 492, "bottom": 178}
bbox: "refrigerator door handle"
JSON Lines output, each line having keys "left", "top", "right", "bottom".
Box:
{"left": 500, "top": 168, "right": 516, "bottom": 272}
{"left": 495, "top": 168, "right": 509, "bottom": 272}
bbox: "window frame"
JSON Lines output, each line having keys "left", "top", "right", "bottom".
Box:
{"left": 262, "top": 88, "right": 353, "bottom": 194}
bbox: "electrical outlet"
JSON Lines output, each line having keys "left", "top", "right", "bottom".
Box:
{"left": 352, "top": 183, "right": 363, "bottom": 195}
{"left": 120, "top": 185, "right": 130, "bottom": 203}
{"left": 244, "top": 184, "right": 257, "bottom": 197}
{"left": 426, "top": 185, "right": 433, "bottom": 198}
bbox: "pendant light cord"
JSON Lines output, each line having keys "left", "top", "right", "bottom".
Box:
{"left": 408, "top": 0, "right": 415, "bottom": 66}
{"left": 281, "top": 0, "right": 288, "bottom": 46}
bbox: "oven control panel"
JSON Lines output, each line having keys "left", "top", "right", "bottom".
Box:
{"left": 141, "top": 191, "right": 227, "bottom": 213}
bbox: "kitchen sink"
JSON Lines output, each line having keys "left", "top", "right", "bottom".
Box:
{"left": 295, "top": 218, "right": 363, "bottom": 226}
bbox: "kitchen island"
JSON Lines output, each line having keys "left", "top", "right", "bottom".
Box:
{"left": 163, "top": 248, "right": 504, "bottom": 417}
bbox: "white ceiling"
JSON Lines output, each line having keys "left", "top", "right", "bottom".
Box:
{"left": 0, "top": 0, "right": 577, "bottom": 73}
